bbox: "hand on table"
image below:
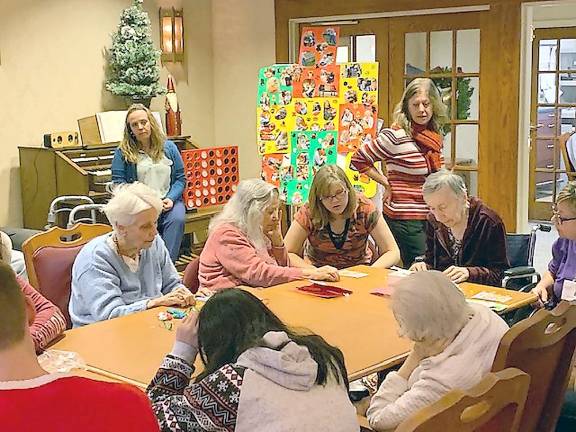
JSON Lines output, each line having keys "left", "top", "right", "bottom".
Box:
{"left": 409, "top": 262, "right": 428, "bottom": 272}
{"left": 443, "top": 266, "right": 470, "bottom": 284}
{"left": 303, "top": 265, "right": 340, "bottom": 282}
{"left": 148, "top": 287, "right": 195, "bottom": 308}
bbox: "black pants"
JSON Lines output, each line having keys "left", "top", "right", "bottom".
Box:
{"left": 384, "top": 216, "right": 427, "bottom": 268}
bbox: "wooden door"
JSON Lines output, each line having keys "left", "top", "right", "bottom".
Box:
{"left": 529, "top": 27, "right": 576, "bottom": 221}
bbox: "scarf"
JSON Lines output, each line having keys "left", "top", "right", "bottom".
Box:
{"left": 411, "top": 123, "right": 443, "bottom": 172}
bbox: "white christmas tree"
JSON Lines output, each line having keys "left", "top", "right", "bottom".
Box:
{"left": 106, "top": 0, "right": 165, "bottom": 103}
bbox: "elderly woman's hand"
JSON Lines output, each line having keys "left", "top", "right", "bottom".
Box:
{"left": 409, "top": 262, "right": 428, "bottom": 272}
{"left": 443, "top": 266, "right": 470, "bottom": 284}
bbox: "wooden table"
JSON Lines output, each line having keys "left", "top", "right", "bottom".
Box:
{"left": 50, "top": 265, "right": 536, "bottom": 388}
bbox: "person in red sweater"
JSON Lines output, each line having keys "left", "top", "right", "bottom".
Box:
{"left": 1, "top": 231, "right": 66, "bottom": 352}
{"left": 0, "top": 261, "right": 160, "bottom": 432}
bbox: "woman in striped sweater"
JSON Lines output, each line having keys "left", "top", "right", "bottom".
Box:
{"left": 351, "top": 78, "right": 448, "bottom": 267}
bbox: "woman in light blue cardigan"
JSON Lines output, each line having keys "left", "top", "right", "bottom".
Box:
{"left": 111, "top": 104, "right": 186, "bottom": 261}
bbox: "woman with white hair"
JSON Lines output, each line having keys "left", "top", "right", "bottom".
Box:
{"left": 69, "top": 182, "right": 194, "bottom": 327}
{"left": 351, "top": 78, "right": 449, "bottom": 267}
{"left": 198, "top": 179, "right": 339, "bottom": 292}
{"left": 409, "top": 169, "right": 509, "bottom": 286}
{"left": 367, "top": 271, "right": 509, "bottom": 431}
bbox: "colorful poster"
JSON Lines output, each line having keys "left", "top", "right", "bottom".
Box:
{"left": 290, "top": 98, "right": 339, "bottom": 132}
{"left": 298, "top": 27, "right": 339, "bottom": 68}
{"left": 257, "top": 64, "right": 303, "bottom": 108}
{"left": 261, "top": 153, "right": 291, "bottom": 188}
{"left": 339, "top": 62, "right": 379, "bottom": 107}
{"left": 338, "top": 103, "right": 378, "bottom": 153}
{"left": 285, "top": 131, "right": 337, "bottom": 205}
{"left": 293, "top": 65, "right": 340, "bottom": 98}
{"left": 257, "top": 105, "right": 292, "bottom": 155}
{"left": 337, "top": 153, "right": 378, "bottom": 198}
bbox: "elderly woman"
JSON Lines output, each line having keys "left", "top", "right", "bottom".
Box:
{"left": 285, "top": 165, "right": 400, "bottom": 269}
{"left": 351, "top": 78, "right": 449, "bottom": 267}
{"left": 0, "top": 231, "right": 66, "bottom": 352}
{"left": 148, "top": 289, "right": 359, "bottom": 431}
{"left": 112, "top": 104, "right": 186, "bottom": 261}
{"left": 198, "top": 179, "right": 339, "bottom": 292}
{"left": 409, "top": 169, "right": 509, "bottom": 286}
{"left": 69, "top": 182, "right": 194, "bottom": 327}
{"left": 366, "top": 271, "right": 509, "bottom": 431}
{"left": 533, "top": 181, "right": 576, "bottom": 307}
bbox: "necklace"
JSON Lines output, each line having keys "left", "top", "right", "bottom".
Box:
{"left": 327, "top": 218, "right": 351, "bottom": 250}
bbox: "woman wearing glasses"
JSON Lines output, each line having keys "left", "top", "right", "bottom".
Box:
{"left": 285, "top": 165, "right": 400, "bottom": 269}
{"left": 532, "top": 181, "right": 576, "bottom": 307}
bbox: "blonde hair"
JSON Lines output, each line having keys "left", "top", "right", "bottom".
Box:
{"left": 104, "top": 182, "right": 163, "bottom": 227}
{"left": 209, "top": 179, "right": 278, "bottom": 250}
{"left": 119, "top": 104, "right": 166, "bottom": 163}
{"left": 392, "top": 78, "right": 449, "bottom": 136}
{"left": 556, "top": 181, "right": 576, "bottom": 212}
{"left": 391, "top": 270, "right": 472, "bottom": 343}
{"left": 308, "top": 165, "right": 357, "bottom": 228}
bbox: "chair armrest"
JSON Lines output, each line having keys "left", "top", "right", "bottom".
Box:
{"left": 504, "top": 266, "right": 537, "bottom": 278}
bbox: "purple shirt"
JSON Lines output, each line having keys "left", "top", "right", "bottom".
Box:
{"left": 549, "top": 237, "right": 576, "bottom": 299}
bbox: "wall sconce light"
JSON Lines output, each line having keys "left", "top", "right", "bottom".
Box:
{"left": 159, "top": 8, "right": 184, "bottom": 62}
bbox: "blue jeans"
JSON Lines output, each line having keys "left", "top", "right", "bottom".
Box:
{"left": 158, "top": 200, "right": 185, "bottom": 261}
{"left": 557, "top": 390, "right": 576, "bottom": 431}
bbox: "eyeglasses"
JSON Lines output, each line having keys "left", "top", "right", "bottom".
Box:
{"left": 552, "top": 204, "right": 576, "bottom": 224}
{"left": 320, "top": 189, "right": 348, "bottom": 202}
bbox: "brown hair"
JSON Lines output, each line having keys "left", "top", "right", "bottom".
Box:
{"left": 556, "top": 181, "right": 576, "bottom": 212}
{"left": 0, "top": 262, "right": 27, "bottom": 350}
{"left": 308, "top": 165, "right": 357, "bottom": 228}
{"left": 119, "top": 104, "right": 166, "bottom": 163}
{"left": 392, "top": 78, "right": 449, "bottom": 136}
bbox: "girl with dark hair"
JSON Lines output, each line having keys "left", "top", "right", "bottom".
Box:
{"left": 147, "top": 289, "right": 359, "bottom": 431}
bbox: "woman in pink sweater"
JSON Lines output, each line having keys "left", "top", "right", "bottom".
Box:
{"left": 198, "top": 179, "right": 340, "bottom": 291}
{"left": 1, "top": 231, "right": 66, "bottom": 352}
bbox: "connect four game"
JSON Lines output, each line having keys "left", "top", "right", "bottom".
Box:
{"left": 181, "top": 146, "right": 239, "bottom": 209}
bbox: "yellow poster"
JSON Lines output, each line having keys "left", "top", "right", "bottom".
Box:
{"left": 257, "top": 104, "right": 293, "bottom": 155}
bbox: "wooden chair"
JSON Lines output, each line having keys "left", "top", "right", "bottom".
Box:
{"left": 395, "top": 368, "right": 530, "bottom": 432}
{"left": 22, "top": 223, "right": 112, "bottom": 328}
{"left": 182, "top": 256, "right": 200, "bottom": 293}
{"left": 491, "top": 301, "right": 576, "bottom": 432}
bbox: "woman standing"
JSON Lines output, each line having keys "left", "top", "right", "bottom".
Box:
{"left": 351, "top": 78, "right": 448, "bottom": 267}
{"left": 112, "top": 104, "right": 186, "bottom": 261}
{"left": 285, "top": 165, "right": 400, "bottom": 270}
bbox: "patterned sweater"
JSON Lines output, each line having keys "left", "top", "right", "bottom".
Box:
{"left": 18, "top": 276, "right": 66, "bottom": 353}
{"left": 148, "top": 332, "right": 359, "bottom": 432}
{"left": 351, "top": 127, "right": 441, "bottom": 220}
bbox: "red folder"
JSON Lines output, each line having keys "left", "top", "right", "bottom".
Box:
{"left": 297, "top": 283, "right": 352, "bottom": 298}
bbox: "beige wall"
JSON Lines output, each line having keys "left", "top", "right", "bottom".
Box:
{"left": 212, "top": 0, "right": 276, "bottom": 180}
{"left": 0, "top": 0, "right": 225, "bottom": 227}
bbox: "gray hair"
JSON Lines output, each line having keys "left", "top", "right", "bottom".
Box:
{"left": 104, "top": 182, "right": 163, "bottom": 227}
{"left": 0, "top": 231, "right": 12, "bottom": 265}
{"left": 391, "top": 270, "right": 472, "bottom": 343}
{"left": 209, "top": 179, "right": 278, "bottom": 250}
{"left": 422, "top": 169, "right": 467, "bottom": 198}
